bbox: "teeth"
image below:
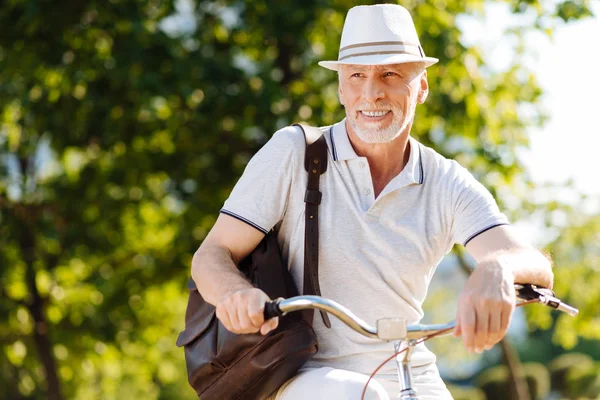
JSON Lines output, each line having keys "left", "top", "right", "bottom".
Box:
{"left": 362, "top": 111, "right": 389, "bottom": 117}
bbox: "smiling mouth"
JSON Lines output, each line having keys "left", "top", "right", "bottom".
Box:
{"left": 360, "top": 110, "right": 391, "bottom": 118}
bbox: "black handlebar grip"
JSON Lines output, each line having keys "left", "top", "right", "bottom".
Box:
{"left": 516, "top": 284, "right": 555, "bottom": 301}
{"left": 263, "top": 300, "right": 283, "bottom": 321}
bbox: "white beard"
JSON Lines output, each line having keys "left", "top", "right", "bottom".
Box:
{"left": 349, "top": 98, "right": 417, "bottom": 144}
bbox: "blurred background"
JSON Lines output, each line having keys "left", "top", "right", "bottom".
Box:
{"left": 0, "top": 0, "right": 598, "bottom": 399}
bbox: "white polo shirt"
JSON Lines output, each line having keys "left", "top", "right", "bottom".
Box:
{"left": 221, "top": 119, "right": 509, "bottom": 376}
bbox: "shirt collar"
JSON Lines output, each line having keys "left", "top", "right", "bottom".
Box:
{"left": 403, "top": 136, "right": 425, "bottom": 185}
{"left": 328, "top": 119, "right": 359, "bottom": 162}
{"left": 328, "top": 119, "right": 424, "bottom": 185}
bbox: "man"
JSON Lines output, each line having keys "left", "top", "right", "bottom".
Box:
{"left": 192, "top": 4, "right": 553, "bottom": 399}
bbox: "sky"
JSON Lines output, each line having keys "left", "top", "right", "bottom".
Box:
{"left": 458, "top": 1, "right": 600, "bottom": 196}
{"left": 524, "top": 6, "right": 600, "bottom": 197}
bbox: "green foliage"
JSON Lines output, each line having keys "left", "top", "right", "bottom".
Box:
{"left": 523, "top": 362, "right": 550, "bottom": 400}
{"left": 0, "top": 0, "right": 595, "bottom": 398}
{"left": 549, "top": 353, "right": 595, "bottom": 394}
{"left": 446, "top": 384, "right": 486, "bottom": 400}
{"left": 555, "top": 0, "right": 595, "bottom": 21}
{"left": 476, "top": 355, "right": 600, "bottom": 400}
{"left": 549, "top": 353, "right": 597, "bottom": 397}
{"left": 525, "top": 210, "right": 600, "bottom": 349}
{"left": 476, "top": 362, "right": 550, "bottom": 400}
{"left": 477, "top": 364, "right": 510, "bottom": 400}
{"left": 565, "top": 362, "right": 600, "bottom": 399}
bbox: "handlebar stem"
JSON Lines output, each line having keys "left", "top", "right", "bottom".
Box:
{"left": 396, "top": 340, "right": 419, "bottom": 400}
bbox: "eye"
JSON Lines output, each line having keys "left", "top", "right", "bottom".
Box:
{"left": 350, "top": 72, "right": 363, "bottom": 78}
{"left": 383, "top": 71, "right": 398, "bottom": 77}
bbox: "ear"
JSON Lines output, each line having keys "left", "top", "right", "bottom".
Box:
{"left": 417, "top": 71, "right": 429, "bottom": 104}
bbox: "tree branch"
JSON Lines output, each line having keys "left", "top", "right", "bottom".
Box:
{"left": 15, "top": 153, "right": 64, "bottom": 400}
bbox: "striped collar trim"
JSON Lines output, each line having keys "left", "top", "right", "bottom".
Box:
{"left": 328, "top": 119, "right": 357, "bottom": 162}
{"left": 328, "top": 119, "right": 424, "bottom": 185}
{"left": 412, "top": 138, "right": 425, "bottom": 185}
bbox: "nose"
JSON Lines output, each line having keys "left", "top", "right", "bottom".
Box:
{"left": 363, "top": 76, "right": 385, "bottom": 103}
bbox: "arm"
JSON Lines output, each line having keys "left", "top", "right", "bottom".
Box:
{"left": 192, "top": 213, "right": 279, "bottom": 335}
{"left": 454, "top": 225, "right": 554, "bottom": 352}
{"left": 193, "top": 127, "right": 303, "bottom": 334}
{"left": 465, "top": 224, "right": 553, "bottom": 288}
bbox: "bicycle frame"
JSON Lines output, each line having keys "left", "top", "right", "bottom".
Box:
{"left": 263, "top": 285, "right": 578, "bottom": 400}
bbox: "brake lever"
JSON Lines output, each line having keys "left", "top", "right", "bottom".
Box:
{"left": 515, "top": 284, "right": 555, "bottom": 301}
{"left": 515, "top": 284, "right": 579, "bottom": 316}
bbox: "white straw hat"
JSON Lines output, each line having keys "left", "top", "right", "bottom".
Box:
{"left": 318, "top": 4, "right": 438, "bottom": 71}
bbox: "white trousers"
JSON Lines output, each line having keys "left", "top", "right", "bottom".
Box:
{"left": 268, "top": 364, "right": 453, "bottom": 400}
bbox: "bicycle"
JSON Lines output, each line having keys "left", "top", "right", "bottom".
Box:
{"left": 263, "top": 284, "right": 579, "bottom": 400}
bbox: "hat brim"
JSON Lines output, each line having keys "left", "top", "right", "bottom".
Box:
{"left": 318, "top": 54, "right": 438, "bottom": 71}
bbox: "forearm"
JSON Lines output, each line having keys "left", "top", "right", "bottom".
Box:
{"left": 191, "top": 244, "right": 253, "bottom": 306}
{"left": 483, "top": 248, "right": 554, "bottom": 289}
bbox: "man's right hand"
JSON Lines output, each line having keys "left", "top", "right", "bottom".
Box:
{"left": 215, "top": 288, "right": 279, "bottom": 335}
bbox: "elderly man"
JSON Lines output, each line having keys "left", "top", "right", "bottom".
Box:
{"left": 192, "top": 4, "right": 553, "bottom": 399}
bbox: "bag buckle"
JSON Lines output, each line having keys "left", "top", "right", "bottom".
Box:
{"left": 304, "top": 190, "right": 322, "bottom": 205}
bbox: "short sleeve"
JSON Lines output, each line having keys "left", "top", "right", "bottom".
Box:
{"left": 449, "top": 162, "right": 510, "bottom": 246}
{"left": 221, "top": 126, "right": 304, "bottom": 234}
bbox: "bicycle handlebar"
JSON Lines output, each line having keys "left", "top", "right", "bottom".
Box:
{"left": 263, "top": 284, "right": 578, "bottom": 341}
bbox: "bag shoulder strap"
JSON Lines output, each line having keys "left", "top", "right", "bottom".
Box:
{"left": 293, "top": 123, "right": 331, "bottom": 328}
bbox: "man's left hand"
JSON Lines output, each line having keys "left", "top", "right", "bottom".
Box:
{"left": 453, "top": 258, "right": 516, "bottom": 353}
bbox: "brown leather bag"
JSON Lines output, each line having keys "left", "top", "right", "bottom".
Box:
{"left": 176, "top": 124, "right": 330, "bottom": 399}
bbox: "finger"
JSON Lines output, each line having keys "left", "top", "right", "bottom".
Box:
{"left": 237, "top": 304, "right": 257, "bottom": 334}
{"left": 260, "top": 317, "right": 279, "bottom": 335}
{"left": 227, "top": 305, "right": 242, "bottom": 333}
{"left": 461, "top": 305, "right": 476, "bottom": 352}
{"left": 216, "top": 305, "right": 233, "bottom": 332}
{"left": 474, "top": 307, "right": 489, "bottom": 353}
{"left": 453, "top": 324, "right": 461, "bottom": 338}
{"left": 248, "top": 304, "right": 265, "bottom": 330}
{"left": 247, "top": 296, "right": 266, "bottom": 329}
{"left": 486, "top": 309, "right": 501, "bottom": 349}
